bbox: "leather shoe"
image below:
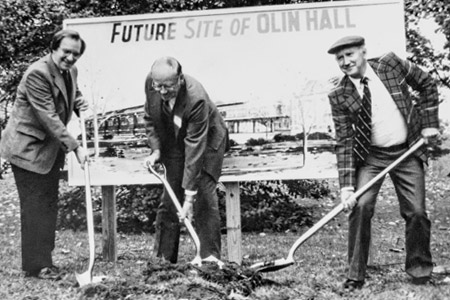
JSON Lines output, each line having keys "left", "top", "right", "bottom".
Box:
{"left": 412, "top": 276, "right": 434, "bottom": 285}
{"left": 37, "top": 266, "right": 62, "bottom": 280}
{"left": 343, "top": 279, "right": 364, "bottom": 291}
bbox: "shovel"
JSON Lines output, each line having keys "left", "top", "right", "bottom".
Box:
{"left": 250, "top": 138, "right": 425, "bottom": 273}
{"left": 75, "top": 114, "right": 99, "bottom": 286}
{"left": 147, "top": 162, "right": 203, "bottom": 266}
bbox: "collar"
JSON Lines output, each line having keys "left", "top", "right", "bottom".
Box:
{"left": 348, "top": 64, "right": 376, "bottom": 88}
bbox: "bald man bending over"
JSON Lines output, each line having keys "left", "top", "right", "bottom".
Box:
{"left": 143, "top": 57, "right": 228, "bottom": 263}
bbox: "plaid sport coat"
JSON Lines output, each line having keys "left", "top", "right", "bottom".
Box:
{"left": 328, "top": 52, "right": 439, "bottom": 188}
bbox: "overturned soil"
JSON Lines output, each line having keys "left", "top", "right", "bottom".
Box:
{"left": 79, "top": 258, "right": 276, "bottom": 299}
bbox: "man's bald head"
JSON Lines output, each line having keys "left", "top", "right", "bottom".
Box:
{"left": 150, "top": 57, "right": 182, "bottom": 82}
{"left": 149, "top": 57, "right": 184, "bottom": 101}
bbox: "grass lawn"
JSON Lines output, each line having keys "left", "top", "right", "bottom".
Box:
{"left": 1, "top": 142, "right": 450, "bottom": 299}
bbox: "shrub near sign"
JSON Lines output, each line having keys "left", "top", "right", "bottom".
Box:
{"left": 65, "top": 0, "right": 406, "bottom": 186}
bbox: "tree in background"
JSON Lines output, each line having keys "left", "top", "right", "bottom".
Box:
{"left": 405, "top": 0, "right": 450, "bottom": 90}
{"left": 0, "top": 0, "right": 66, "bottom": 127}
{"left": 1, "top": 0, "right": 449, "bottom": 126}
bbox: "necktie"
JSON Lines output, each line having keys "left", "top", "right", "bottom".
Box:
{"left": 162, "top": 99, "right": 172, "bottom": 115}
{"left": 354, "top": 76, "right": 372, "bottom": 165}
{"left": 63, "top": 71, "right": 72, "bottom": 99}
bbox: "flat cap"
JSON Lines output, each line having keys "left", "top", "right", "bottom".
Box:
{"left": 327, "top": 35, "right": 365, "bottom": 54}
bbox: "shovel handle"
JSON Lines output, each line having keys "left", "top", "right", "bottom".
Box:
{"left": 147, "top": 163, "right": 184, "bottom": 214}
{"left": 286, "top": 138, "right": 425, "bottom": 260}
{"left": 146, "top": 162, "right": 202, "bottom": 263}
{"left": 80, "top": 114, "right": 88, "bottom": 150}
{"left": 76, "top": 113, "right": 96, "bottom": 283}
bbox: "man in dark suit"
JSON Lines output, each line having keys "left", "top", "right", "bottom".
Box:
{"left": 144, "top": 57, "right": 228, "bottom": 263}
{"left": 0, "top": 29, "right": 89, "bottom": 279}
{"left": 327, "top": 36, "right": 440, "bottom": 289}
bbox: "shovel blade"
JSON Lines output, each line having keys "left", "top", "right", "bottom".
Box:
{"left": 76, "top": 272, "right": 106, "bottom": 287}
{"left": 75, "top": 271, "right": 92, "bottom": 287}
{"left": 190, "top": 256, "right": 202, "bottom": 267}
{"left": 250, "top": 258, "right": 294, "bottom": 273}
{"left": 202, "top": 255, "right": 225, "bottom": 268}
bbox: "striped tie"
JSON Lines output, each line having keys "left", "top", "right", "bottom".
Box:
{"left": 354, "top": 76, "right": 372, "bottom": 165}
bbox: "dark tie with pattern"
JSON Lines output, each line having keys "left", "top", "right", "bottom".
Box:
{"left": 162, "top": 100, "right": 172, "bottom": 116}
{"left": 354, "top": 76, "right": 372, "bottom": 165}
{"left": 63, "top": 71, "right": 72, "bottom": 99}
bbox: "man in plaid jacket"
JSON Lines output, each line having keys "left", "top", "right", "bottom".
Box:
{"left": 327, "top": 36, "right": 440, "bottom": 290}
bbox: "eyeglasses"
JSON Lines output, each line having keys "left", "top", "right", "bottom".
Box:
{"left": 152, "top": 76, "right": 180, "bottom": 92}
{"left": 61, "top": 48, "right": 81, "bottom": 60}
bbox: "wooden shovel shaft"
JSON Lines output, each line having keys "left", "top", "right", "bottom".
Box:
{"left": 285, "top": 138, "right": 425, "bottom": 260}
{"left": 77, "top": 114, "right": 95, "bottom": 283}
{"left": 162, "top": 173, "right": 202, "bottom": 254}
{"left": 147, "top": 163, "right": 202, "bottom": 261}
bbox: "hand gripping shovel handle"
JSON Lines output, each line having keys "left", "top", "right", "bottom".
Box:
{"left": 75, "top": 113, "right": 96, "bottom": 286}
{"left": 147, "top": 162, "right": 202, "bottom": 266}
{"left": 251, "top": 138, "right": 425, "bottom": 272}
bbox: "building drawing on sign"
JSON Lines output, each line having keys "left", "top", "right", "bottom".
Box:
{"left": 84, "top": 77, "right": 333, "bottom": 146}
{"left": 219, "top": 101, "right": 290, "bottom": 144}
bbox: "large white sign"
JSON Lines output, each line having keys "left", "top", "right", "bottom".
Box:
{"left": 65, "top": 0, "right": 406, "bottom": 186}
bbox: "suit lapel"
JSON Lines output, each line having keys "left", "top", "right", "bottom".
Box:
{"left": 172, "top": 85, "right": 188, "bottom": 139}
{"left": 66, "top": 69, "right": 75, "bottom": 113}
{"left": 369, "top": 59, "right": 409, "bottom": 117}
{"left": 150, "top": 94, "right": 163, "bottom": 130}
{"left": 44, "top": 55, "right": 74, "bottom": 125}
{"left": 47, "top": 55, "right": 70, "bottom": 110}
{"left": 341, "top": 76, "right": 362, "bottom": 113}
{"left": 172, "top": 100, "right": 185, "bottom": 139}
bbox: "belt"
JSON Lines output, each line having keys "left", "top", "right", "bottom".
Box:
{"left": 370, "top": 142, "right": 408, "bottom": 152}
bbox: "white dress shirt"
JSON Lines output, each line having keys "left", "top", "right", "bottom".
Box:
{"left": 349, "top": 65, "right": 407, "bottom": 147}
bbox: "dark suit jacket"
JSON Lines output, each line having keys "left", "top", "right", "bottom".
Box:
{"left": 328, "top": 52, "right": 439, "bottom": 188}
{"left": 0, "top": 54, "right": 82, "bottom": 174}
{"left": 144, "top": 74, "right": 228, "bottom": 191}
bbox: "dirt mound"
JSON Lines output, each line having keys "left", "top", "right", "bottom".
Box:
{"left": 79, "top": 258, "right": 276, "bottom": 299}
